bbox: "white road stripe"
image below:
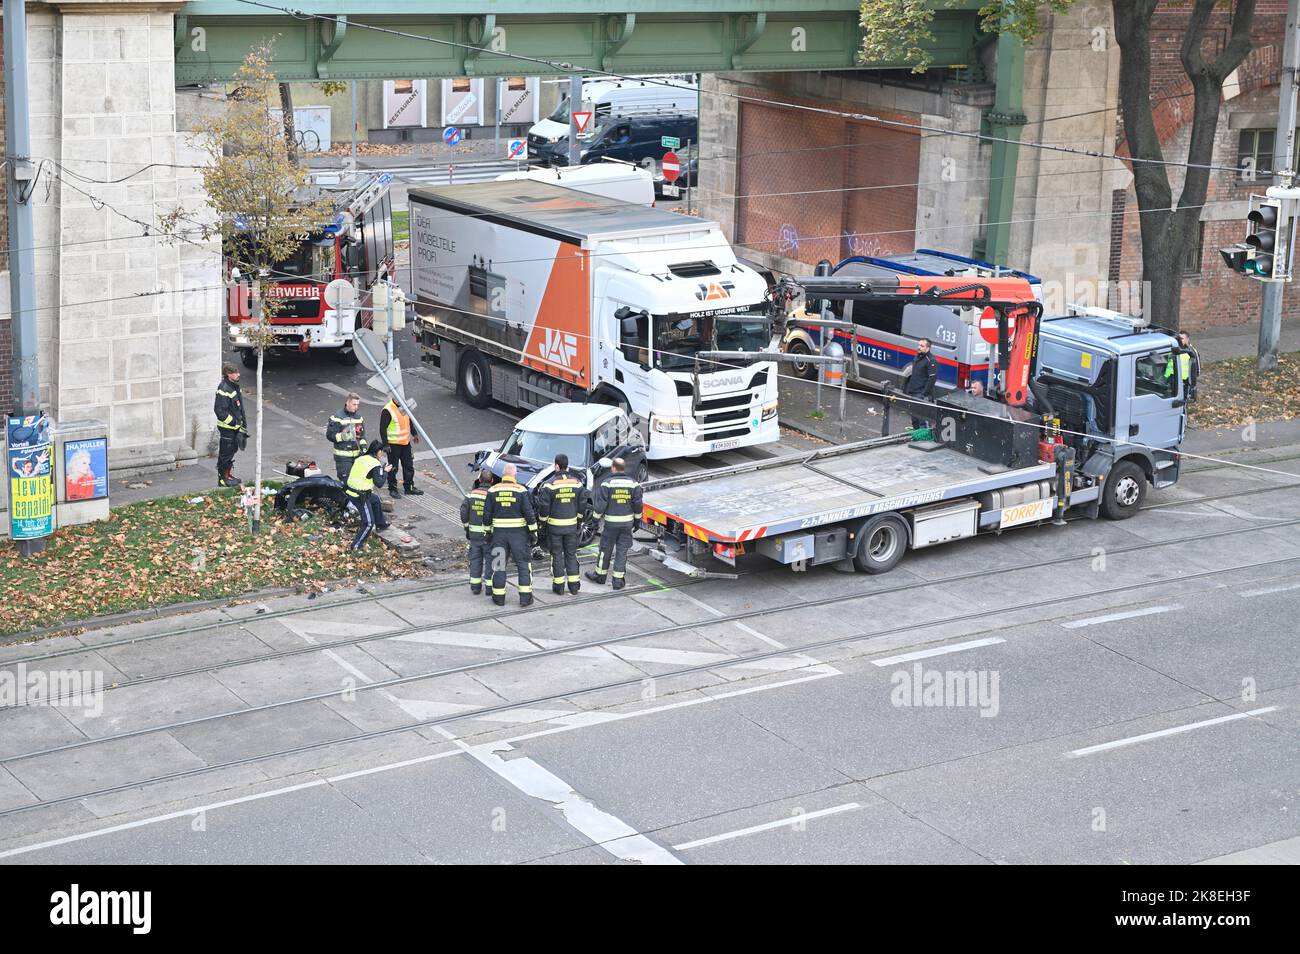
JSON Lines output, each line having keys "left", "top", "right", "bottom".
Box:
{"left": 1240, "top": 581, "right": 1300, "bottom": 598}
{"left": 1060, "top": 605, "right": 1177, "bottom": 629}
{"left": 673, "top": 802, "right": 862, "bottom": 850}
{"left": 0, "top": 666, "right": 838, "bottom": 859}
{"left": 1068, "top": 706, "right": 1279, "bottom": 758}
{"left": 316, "top": 381, "right": 385, "bottom": 406}
{"left": 871, "top": 637, "right": 1005, "bottom": 667}
{"left": 413, "top": 441, "right": 499, "bottom": 460}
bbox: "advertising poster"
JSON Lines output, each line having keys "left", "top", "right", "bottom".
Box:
{"left": 7, "top": 414, "right": 54, "bottom": 540}
{"left": 441, "top": 78, "right": 484, "bottom": 127}
{"left": 383, "top": 80, "right": 427, "bottom": 129}
{"left": 64, "top": 437, "right": 109, "bottom": 502}
{"left": 498, "top": 77, "right": 539, "bottom": 126}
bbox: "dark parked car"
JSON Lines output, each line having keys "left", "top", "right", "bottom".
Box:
{"left": 532, "top": 111, "right": 698, "bottom": 170}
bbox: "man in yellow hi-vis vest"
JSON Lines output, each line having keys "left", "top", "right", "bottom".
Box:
{"left": 379, "top": 397, "right": 422, "bottom": 498}
{"left": 345, "top": 440, "right": 392, "bottom": 551}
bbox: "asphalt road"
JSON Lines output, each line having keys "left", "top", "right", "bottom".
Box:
{"left": 3, "top": 443, "right": 1300, "bottom": 864}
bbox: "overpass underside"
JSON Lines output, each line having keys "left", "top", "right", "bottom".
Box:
{"left": 174, "top": 2, "right": 982, "bottom": 82}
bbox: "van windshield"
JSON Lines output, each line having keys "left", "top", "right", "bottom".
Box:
{"left": 547, "top": 99, "right": 572, "bottom": 124}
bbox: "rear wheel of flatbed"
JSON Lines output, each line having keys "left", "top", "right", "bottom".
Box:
{"left": 459, "top": 350, "right": 492, "bottom": 409}
{"left": 854, "top": 514, "right": 907, "bottom": 574}
{"left": 1101, "top": 459, "right": 1146, "bottom": 520}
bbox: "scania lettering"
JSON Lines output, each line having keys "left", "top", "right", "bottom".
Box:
{"left": 644, "top": 276, "right": 1189, "bottom": 577}
{"left": 226, "top": 172, "right": 395, "bottom": 369}
{"left": 409, "top": 178, "right": 779, "bottom": 460}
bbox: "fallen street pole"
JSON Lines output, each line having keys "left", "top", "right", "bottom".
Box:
{"left": 352, "top": 332, "right": 466, "bottom": 496}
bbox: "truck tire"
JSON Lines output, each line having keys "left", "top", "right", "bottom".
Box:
{"left": 336, "top": 347, "right": 359, "bottom": 367}
{"left": 787, "top": 339, "right": 818, "bottom": 380}
{"left": 459, "top": 351, "right": 492, "bottom": 408}
{"left": 239, "top": 348, "right": 257, "bottom": 370}
{"left": 596, "top": 387, "right": 631, "bottom": 417}
{"left": 853, "top": 514, "right": 908, "bottom": 574}
{"left": 1101, "top": 459, "right": 1146, "bottom": 520}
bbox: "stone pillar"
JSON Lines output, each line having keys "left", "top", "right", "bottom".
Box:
{"left": 15, "top": 0, "right": 222, "bottom": 473}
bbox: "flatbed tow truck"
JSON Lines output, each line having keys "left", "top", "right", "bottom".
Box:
{"left": 642, "top": 274, "right": 1190, "bottom": 577}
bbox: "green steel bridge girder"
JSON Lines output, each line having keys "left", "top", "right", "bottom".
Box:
{"left": 172, "top": 4, "right": 985, "bottom": 83}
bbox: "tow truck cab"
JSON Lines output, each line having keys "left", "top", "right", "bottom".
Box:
{"left": 1035, "top": 309, "right": 1187, "bottom": 494}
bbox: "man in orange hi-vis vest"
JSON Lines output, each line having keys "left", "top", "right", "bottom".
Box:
{"left": 379, "top": 397, "right": 423, "bottom": 498}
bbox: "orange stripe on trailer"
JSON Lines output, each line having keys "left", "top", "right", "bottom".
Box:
{"left": 642, "top": 505, "right": 668, "bottom": 524}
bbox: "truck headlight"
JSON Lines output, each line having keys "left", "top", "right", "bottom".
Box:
{"left": 653, "top": 416, "right": 684, "bottom": 434}
{"left": 761, "top": 402, "right": 778, "bottom": 421}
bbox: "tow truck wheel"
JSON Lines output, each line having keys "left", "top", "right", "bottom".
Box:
{"left": 1101, "top": 459, "right": 1146, "bottom": 520}
{"left": 239, "top": 348, "right": 257, "bottom": 370}
{"left": 460, "top": 351, "right": 492, "bottom": 408}
{"left": 336, "top": 347, "right": 360, "bottom": 366}
{"left": 853, "top": 514, "right": 907, "bottom": 574}
{"left": 787, "top": 339, "right": 818, "bottom": 380}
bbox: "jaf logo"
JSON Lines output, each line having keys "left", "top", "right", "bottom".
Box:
{"left": 695, "top": 281, "right": 735, "bottom": 301}
{"left": 539, "top": 327, "right": 578, "bottom": 369}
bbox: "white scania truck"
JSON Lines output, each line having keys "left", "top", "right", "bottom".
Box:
{"left": 409, "top": 179, "right": 779, "bottom": 459}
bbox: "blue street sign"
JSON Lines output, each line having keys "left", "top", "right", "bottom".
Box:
{"left": 507, "top": 138, "right": 526, "bottom": 160}
{"left": 442, "top": 126, "right": 462, "bottom": 146}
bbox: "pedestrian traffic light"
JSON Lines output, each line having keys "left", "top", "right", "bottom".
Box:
{"left": 1247, "top": 196, "right": 1282, "bottom": 279}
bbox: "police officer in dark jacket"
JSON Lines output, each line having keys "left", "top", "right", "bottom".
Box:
{"left": 483, "top": 463, "right": 538, "bottom": 607}
{"left": 326, "top": 392, "right": 366, "bottom": 481}
{"left": 459, "top": 470, "right": 493, "bottom": 595}
{"left": 586, "top": 457, "right": 642, "bottom": 590}
{"left": 536, "top": 453, "right": 585, "bottom": 595}
{"left": 904, "top": 337, "right": 938, "bottom": 430}
{"left": 345, "top": 440, "right": 391, "bottom": 551}
{"left": 214, "top": 363, "right": 247, "bottom": 487}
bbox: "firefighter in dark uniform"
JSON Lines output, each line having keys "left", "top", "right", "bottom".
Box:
{"left": 585, "top": 457, "right": 642, "bottom": 590}
{"left": 345, "top": 440, "right": 391, "bottom": 551}
{"left": 459, "top": 469, "right": 493, "bottom": 595}
{"left": 214, "top": 363, "right": 247, "bottom": 487}
{"left": 326, "top": 392, "right": 366, "bottom": 481}
{"left": 536, "top": 453, "right": 585, "bottom": 595}
{"left": 483, "top": 462, "right": 538, "bottom": 607}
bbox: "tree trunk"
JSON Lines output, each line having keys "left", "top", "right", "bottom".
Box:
{"left": 279, "top": 82, "right": 298, "bottom": 166}
{"left": 1113, "top": 0, "right": 1256, "bottom": 330}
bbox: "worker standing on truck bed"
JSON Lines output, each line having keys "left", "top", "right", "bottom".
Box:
{"left": 326, "top": 393, "right": 366, "bottom": 481}
{"left": 484, "top": 463, "right": 538, "bottom": 607}
{"left": 586, "top": 457, "right": 642, "bottom": 590}
{"left": 536, "top": 453, "right": 585, "bottom": 596}
{"left": 380, "top": 397, "right": 423, "bottom": 498}
{"left": 905, "top": 338, "right": 938, "bottom": 430}
{"left": 460, "top": 470, "right": 493, "bottom": 595}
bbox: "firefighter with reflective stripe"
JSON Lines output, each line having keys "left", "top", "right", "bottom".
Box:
{"left": 345, "top": 440, "right": 391, "bottom": 551}
{"left": 483, "top": 462, "right": 538, "bottom": 607}
{"left": 213, "top": 363, "right": 247, "bottom": 487}
{"left": 586, "top": 457, "right": 643, "bottom": 590}
{"left": 380, "top": 397, "right": 423, "bottom": 498}
{"left": 536, "top": 453, "right": 585, "bottom": 596}
{"left": 459, "top": 469, "right": 493, "bottom": 595}
{"left": 326, "top": 392, "right": 366, "bottom": 481}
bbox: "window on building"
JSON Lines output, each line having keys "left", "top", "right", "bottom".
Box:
{"left": 1182, "top": 221, "right": 1205, "bottom": 276}
{"left": 1238, "top": 128, "right": 1300, "bottom": 181}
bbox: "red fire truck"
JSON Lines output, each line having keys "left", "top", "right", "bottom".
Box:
{"left": 226, "top": 172, "right": 395, "bottom": 368}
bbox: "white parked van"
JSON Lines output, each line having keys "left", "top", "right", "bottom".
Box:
{"left": 528, "top": 78, "right": 698, "bottom": 157}
{"left": 494, "top": 162, "right": 655, "bottom": 207}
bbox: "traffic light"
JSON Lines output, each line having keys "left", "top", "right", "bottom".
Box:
{"left": 1247, "top": 196, "right": 1281, "bottom": 278}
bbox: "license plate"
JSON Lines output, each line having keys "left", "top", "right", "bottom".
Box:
{"left": 662, "top": 184, "right": 680, "bottom": 197}
{"left": 710, "top": 438, "right": 740, "bottom": 452}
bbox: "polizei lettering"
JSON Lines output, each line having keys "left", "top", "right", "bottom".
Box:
{"left": 50, "top": 884, "right": 152, "bottom": 935}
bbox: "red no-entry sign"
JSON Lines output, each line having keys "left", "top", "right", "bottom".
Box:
{"left": 661, "top": 151, "right": 681, "bottom": 183}
{"left": 979, "top": 307, "right": 1001, "bottom": 345}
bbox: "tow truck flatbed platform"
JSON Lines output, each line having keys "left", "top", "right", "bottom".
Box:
{"left": 642, "top": 434, "right": 1056, "bottom": 546}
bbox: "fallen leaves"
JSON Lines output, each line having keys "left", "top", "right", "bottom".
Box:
{"left": 1189, "top": 351, "right": 1300, "bottom": 429}
{"left": 0, "top": 489, "right": 429, "bottom": 639}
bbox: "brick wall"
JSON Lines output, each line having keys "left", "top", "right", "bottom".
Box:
{"left": 1113, "top": 1, "right": 1293, "bottom": 329}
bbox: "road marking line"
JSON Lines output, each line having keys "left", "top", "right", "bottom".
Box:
{"left": 1060, "top": 605, "right": 1178, "bottom": 629}
{"left": 871, "top": 637, "right": 1005, "bottom": 667}
{"left": 413, "top": 441, "right": 499, "bottom": 460}
{"left": 317, "top": 382, "right": 384, "bottom": 406}
{"left": 437, "top": 728, "right": 680, "bottom": 865}
{"left": 0, "top": 664, "right": 840, "bottom": 859}
{"left": 394, "top": 629, "right": 541, "bottom": 653}
{"left": 1068, "top": 706, "right": 1279, "bottom": 758}
{"left": 1240, "top": 581, "right": 1300, "bottom": 598}
{"left": 672, "top": 802, "right": 862, "bottom": 850}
